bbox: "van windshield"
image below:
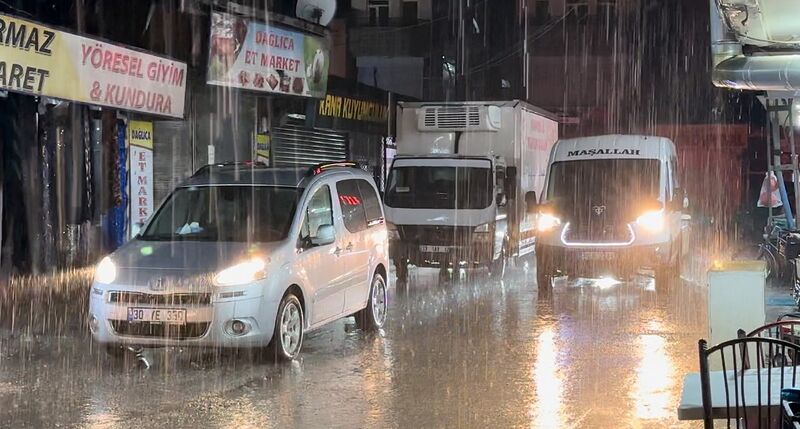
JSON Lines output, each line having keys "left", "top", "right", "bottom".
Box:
{"left": 385, "top": 166, "right": 492, "bottom": 210}
{"left": 140, "top": 186, "right": 301, "bottom": 242}
{"left": 547, "top": 159, "right": 660, "bottom": 205}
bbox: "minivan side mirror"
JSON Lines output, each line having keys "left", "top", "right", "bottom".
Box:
{"left": 525, "top": 191, "right": 538, "bottom": 213}
{"left": 312, "top": 224, "right": 336, "bottom": 246}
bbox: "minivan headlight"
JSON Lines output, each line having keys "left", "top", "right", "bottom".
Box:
{"left": 636, "top": 210, "right": 665, "bottom": 232}
{"left": 214, "top": 258, "right": 267, "bottom": 286}
{"left": 94, "top": 257, "right": 117, "bottom": 284}
{"left": 537, "top": 213, "right": 562, "bottom": 232}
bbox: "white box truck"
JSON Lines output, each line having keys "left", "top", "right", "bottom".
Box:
{"left": 384, "top": 100, "right": 558, "bottom": 283}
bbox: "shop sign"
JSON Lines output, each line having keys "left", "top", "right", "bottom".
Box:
{"left": 0, "top": 14, "right": 187, "bottom": 118}
{"left": 129, "top": 121, "right": 154, "bottom": 236}
{"left": 317, "top": 94, "right": 388, "bottom": 124}
{"left": 206, "top": 11, "right": 330, "bottom": 98}
{"left": 255, "top": 133, "right": 270, "bottom": 165}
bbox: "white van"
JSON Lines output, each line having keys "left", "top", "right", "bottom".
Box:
{"left": 533, "top": 134, "right": 688, "bottom": 288}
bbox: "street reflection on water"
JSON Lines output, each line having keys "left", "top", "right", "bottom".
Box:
{"left": 0, "top": 264, "right": 705, "bottom": 428}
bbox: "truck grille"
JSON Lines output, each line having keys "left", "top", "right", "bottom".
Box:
{"left": 109, "top": 320, "right": 210, "bottom": 339}
{"left": 561, "top": 223, "right": 635, "bottom": 245}
{"left": 108, "top": 291, "right": 212, "bottom": 306}
{"left": 399, "top": 225, "right": 475, "bottom": 246}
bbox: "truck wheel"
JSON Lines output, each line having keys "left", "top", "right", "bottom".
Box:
{"left": 490, "top": 246, "right": 507, "bottom": 280}
{"left": 395, "top": 259, "right": 408, "bottom": 285}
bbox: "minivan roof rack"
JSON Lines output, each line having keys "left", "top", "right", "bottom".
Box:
{"left": 307, "top": 161, "right": 361, "bottom": 176}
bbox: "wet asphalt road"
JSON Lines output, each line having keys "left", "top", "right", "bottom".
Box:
{"left": 0, "top": 261, "right": 706, "bottom": 428}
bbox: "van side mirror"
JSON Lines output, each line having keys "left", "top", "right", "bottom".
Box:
{"left": 525, "top": 191, "right": 538, "bottom": 213}
{"left": 312, "top": 224, "right": 336, "bottom": 246}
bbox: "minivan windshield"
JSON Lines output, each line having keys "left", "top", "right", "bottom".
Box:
{"left": 385, "top": 165, "right": 492, "bottom": 210}
{"left": 547, "top": 159, "right": 660, "bottom": 206}
{"left": 140, "top": 186, "right": 301, "bottom": 242}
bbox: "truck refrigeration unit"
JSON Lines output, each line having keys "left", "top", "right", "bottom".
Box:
{"left": 384, "top": 101, "right": 558, "bottom": 283}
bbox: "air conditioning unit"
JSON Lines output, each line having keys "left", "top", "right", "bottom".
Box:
{"left": 417, "top": 105, "right": 501, "bottom": 132}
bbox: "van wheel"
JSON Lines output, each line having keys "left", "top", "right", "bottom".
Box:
{"left": 269, "top": 293, "right": 304, "bottom": 361}
{"left": 355, "top": 272, "right": 388, "bottom": 330}
{"left": 536, "top": 253, "right": 554, "bottom": 293}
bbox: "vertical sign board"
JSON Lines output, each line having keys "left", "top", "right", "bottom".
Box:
{"left": 256, "top": 133, "right": 270, "bottom": 165}
{"left": 129, "top": 121, "right": 154, "bottom": 237}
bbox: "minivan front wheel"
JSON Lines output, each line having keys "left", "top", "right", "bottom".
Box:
{"left": 270, "top": 293, "right": 304, "bottom": 361}
{"left": 356, "top": 272, "right": 388, "bottom": 331}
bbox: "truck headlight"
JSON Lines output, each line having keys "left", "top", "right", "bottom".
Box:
{"left": 94, "top": 257, "right": 117, "bottom": 284}
{"left": 386, "top": 222, "right": 400, "bottom": 240}
{"left": 636, "top": 210, "right": 665, "bottom": 232}
{"left": 537, "top": 213, "right": 561, "bottom": 232}
{"left": 214, "top": 257, "right": 267, "bottom": 286}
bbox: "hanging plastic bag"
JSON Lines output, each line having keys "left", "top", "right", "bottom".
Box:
{"left": 758, "top": 171, "right": 783, "bottom": 208}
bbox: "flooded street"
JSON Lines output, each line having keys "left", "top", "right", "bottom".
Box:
{"left": 0, "top": 263, "right": 705, "bottom": 428}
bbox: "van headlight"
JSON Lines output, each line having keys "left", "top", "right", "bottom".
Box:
{"left": 94, "top": 257, "right": 117, "bottom": 284}
{"left": 214, "top": 258, "right": 267, "bottom": 286}
{"left": 636, "top": 210, "right": 665, "bottom": 232}
{"left": 537, "top": 213, "right": 562, "bottom": 232}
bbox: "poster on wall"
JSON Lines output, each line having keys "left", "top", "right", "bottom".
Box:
{"left": 0, "top": 14, "right": 187, "bottom": 118}
{"left": 129, "top": 121, "right": 154, "bottom": 237}
{"left": 255, "top": 133, "right": 271, "bottom": 165}
{"left": 206, "top": 11, "right": 330, "bottom": 98}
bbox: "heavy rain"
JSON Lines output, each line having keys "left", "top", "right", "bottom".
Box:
{"left": 0, "top": 1, "right": 798, "bottom": 428}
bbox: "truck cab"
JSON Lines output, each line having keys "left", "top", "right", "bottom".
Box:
{"left": 384, "top": 154, "right": 509, "bottom": 281}
{"left": 535, "top": 135, "right": 687, "bottom": 288}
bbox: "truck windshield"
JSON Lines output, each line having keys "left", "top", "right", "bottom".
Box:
{"left": 385, "top": 166, "right": 492, "bottom": 209}
{"left": 140, "top": 186, "right": 301, "bottom": 242}
{"left": 547, "top": 159, "right": 660, "bottom": 204}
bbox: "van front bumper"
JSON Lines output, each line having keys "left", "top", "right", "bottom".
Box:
{"left": 89, "top": 286, "right": 276, "bottom": 349}
{"left": 535, "top": 243, "right": 671, "bottom": 277}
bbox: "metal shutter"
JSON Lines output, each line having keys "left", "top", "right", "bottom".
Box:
{"left": 271, "top": 125, "right": 347, "bottom": 167}
{"left": 153, "top": 121, "right": 193, "bottom": 206}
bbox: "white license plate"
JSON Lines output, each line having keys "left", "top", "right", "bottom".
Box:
{"left": 579, "top": 252, "right": 615, "bottom": 261}
{"left": 420, "top": 245, "right": 451, "bottom": 253}
{"left": 127, "top": 307, "right": 187, "bottom": 324}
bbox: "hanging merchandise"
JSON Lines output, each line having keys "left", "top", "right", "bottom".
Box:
{"left": 758, "top": 171, "right": 783, "bottom": 208}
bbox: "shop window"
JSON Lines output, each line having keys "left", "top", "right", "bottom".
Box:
{"left": 356, "top": 179, "right": 383, "bottom": 226}
{"left": 369, "top": 0, "right": 390, "bottom": 26}
{"left": 534, "top": 1, "right": 550, "bottom": 24}
{"left": 336, "top": 179, "right": 368, "bottom": 233}
{"left": 598, "top": 0, "right": 617, "bottom": 28}
{"left": 402, "top": 1, "right": 418, "bottom": 26}
{"left": 566, "top": 0, "right": 589, "bottom": 21}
